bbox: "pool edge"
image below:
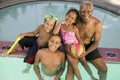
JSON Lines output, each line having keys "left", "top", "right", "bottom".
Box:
{"left": 0, "top": 0, "right": 120, "bottom": 15}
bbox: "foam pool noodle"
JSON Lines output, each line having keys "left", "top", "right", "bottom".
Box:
{"left": 7, "top": 37, "right": 21, "bottom": 54}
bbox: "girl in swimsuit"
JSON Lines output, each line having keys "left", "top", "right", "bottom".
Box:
{"left": 53, "top": 8, "right": 97, "bottom": 80}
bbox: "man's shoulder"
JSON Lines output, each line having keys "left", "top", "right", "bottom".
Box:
{"left": 92, "top": 16, "right": 102, "bottom": 24}
{"left": 91, "top": 17, "right": 102, "bottom": 32}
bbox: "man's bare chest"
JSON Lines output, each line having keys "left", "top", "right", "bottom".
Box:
{"left": 79, "top": 26, "right": 95, "bottom": 39}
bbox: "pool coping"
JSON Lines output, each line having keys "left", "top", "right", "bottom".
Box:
{"left": 0, "top": 0, "right": 120, "bottom": 15}
{"left": 88, "top": 0, "right": 120, "bottom": 15}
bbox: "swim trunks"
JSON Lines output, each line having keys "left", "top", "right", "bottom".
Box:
{"left": 24, "top": 41, "right": 39, "bottom": 64}
{"left": 41, "top": 68, "right": 56, "bottom": 80}
{"left": 19, "top": 36, "right": 47, "bottom": 64}
{"left": 19, "top": 36, "right": 37, "bottom": 50}
{"left": 85, "top": 42, "right": 102, "bottom": 60}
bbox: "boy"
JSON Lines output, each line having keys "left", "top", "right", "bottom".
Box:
{"left": 34, "top": 35, "right": 65, "bottom": 80}
{"left": 4, "top": 14, "right": 58, "bottom": 73}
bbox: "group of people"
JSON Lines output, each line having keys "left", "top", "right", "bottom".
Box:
{"left": 4, "top": 1, "right": 107, "bottom": 80}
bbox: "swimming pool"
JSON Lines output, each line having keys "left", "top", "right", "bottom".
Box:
{"left": 0, "top": 1, "right": 120, "bottom": 48}
{"left": 0, "top": 1, "right": 120, "bottom": 80}
{"left": 0, "top": 56, "right": 120, "bottom": 80}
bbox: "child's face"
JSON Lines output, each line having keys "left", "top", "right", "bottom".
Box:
{"left": 44, "top": 19, "right": 55, "bottom": 32}
{"left": 48, "top": 36, "right": 61, "bottom": 52}
{"left": 65, "top": 11, "right": 77, "bottom": 25}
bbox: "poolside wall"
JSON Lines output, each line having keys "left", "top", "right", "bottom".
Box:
{"left": 0, "top": 0, "right": 120, "bottom": 15}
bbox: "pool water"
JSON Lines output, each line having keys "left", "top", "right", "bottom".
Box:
{"left": 0, "top": 1, "right": 120, "bottom": 80}
{"left": 0, "top": 57, "right": 120, "bottom": 80}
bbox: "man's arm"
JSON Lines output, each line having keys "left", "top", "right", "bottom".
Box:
{"left": 55, "top": 52, "right": 65, "bottom": 80}
{"left": 34, "top": 50, "right": 43, "bottom": 80}
{"left": 86, "top": 20, "right": 102, "bottom": 55}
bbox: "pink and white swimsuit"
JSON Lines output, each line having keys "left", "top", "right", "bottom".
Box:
{"left": 60, "top": 28, "right": 79, "bottom": 46}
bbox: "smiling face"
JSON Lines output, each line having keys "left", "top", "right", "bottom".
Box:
{"left": 65, "top": 9, "right": 79, "bottom": 26}
{"left": 44, "top": 19, "right": 56, "bottom": 32}
{"left": 79, "top": 1, "right": 93, "bottom": 23}
{"left": 48, "top": 35, "right": 61, "bottom": 52}
{"left": 65, "top": 11, "right": 77, "bottom": 25}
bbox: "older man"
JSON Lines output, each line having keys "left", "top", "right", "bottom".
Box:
{"left": 66, "top": 1, "right": 107, "bottom": 80}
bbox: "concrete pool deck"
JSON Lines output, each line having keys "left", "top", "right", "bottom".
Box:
{"left": 0, "top": 0, "right": 120, "bottom": 15}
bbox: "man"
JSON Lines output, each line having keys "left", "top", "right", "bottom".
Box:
{"left": 66, "top": 1, "right": 107, "bottom": 80}
{"left": 34, "top": 35, "right": 65, "bottom": 80}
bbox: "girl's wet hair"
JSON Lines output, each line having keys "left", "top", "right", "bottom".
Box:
{"left": 66, "top": 8, "right": 79, "bottom": 25}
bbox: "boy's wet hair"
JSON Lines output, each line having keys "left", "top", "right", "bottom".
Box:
{"left": 45, "top": 14, "right": 58, "bottom": 21}
{"left": 66, "top": 8, "right": 79, "bottom": 25}
{"left": 44, "top": 14, "right": 58, "bottom": 29}
{"left": 50, "top": 34, "right": 62, "bottom": 42}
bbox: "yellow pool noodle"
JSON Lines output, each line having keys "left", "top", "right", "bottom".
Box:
{"left": 7, "top": 37, "right": 21, "bottom": 54}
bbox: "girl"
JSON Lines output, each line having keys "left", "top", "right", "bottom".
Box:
{"left": 53, "top": 8, "right": 97, "bottom": 80}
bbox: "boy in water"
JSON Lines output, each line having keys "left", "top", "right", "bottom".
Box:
{"left": 4, "top": 14, "right": 58, "bottom": 73}
{"left": 34, "top": 35, "right": 65, "bottom": 80}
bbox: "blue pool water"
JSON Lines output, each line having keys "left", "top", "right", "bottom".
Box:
{"left": 0, "top": 1, "right": 120, "bottom": 80}
{"left": 0, "top": 57, "right": 120, "bottom": 80}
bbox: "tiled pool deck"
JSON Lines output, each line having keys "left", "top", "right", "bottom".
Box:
{"left": 0, "top": 0, "right": 120, "bottom": 15}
